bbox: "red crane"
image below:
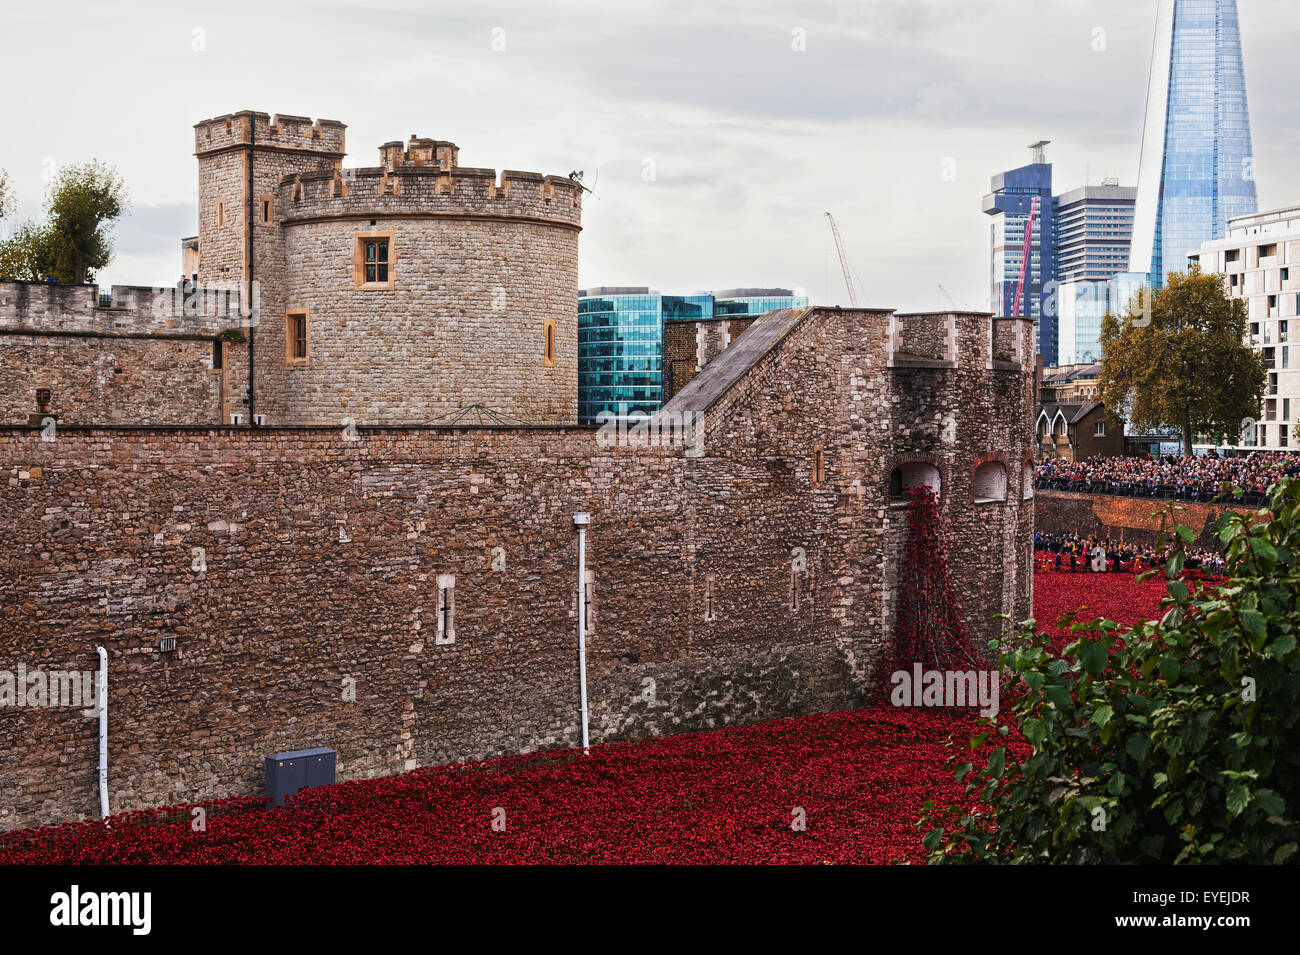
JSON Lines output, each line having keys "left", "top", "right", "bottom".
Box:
{"left": 1012, "top": 195, "right": 1040, "bottom": 318}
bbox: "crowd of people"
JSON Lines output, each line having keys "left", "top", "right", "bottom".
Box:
{"left": 1033, "top": 531, "right": 1227, "bottom": 578}
{"left": 1035, "top": 451, "right": 1298, "bottom": 503}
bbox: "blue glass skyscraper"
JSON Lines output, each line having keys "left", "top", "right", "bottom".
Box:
{"left": 1128, "top": 0, "right": 1257, "bottom": 287}
{"left": 983, "top": 143, "right": 1055, "bottom": 363}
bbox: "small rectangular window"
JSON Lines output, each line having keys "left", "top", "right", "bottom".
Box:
{"left": 436, "top": 574, "right": 455, "bottom": 645}
{"left": 285, "top": 310, "right": 309, "bottom": 365}
{"left": 583, "top": 569, "right": 596, "bottom": 636}
{"left": 704, "top": 574, "right": 717, "bottom": 623}
{"left": 812, "top": 446, "right": 825, "bottom": 487}
{"left": 355, "top": 233, "right": 394, "bottom": 288}
{"left": 262, "top": 198, "right": 271, "bottom": 223}
{"left": 35, "top": 388, "right": 52, "bottom": 413}
{"left": 1094, "top": 421, "right": 1106, "bottom": 437}
{"left": 216, "top": 200, "right": 226, "bottom": 227}
{"left": 212, "top": 340, "right": 223, "bottom": 370}
{"left": 364, "top": 240, "right": 388, "bottom": 282}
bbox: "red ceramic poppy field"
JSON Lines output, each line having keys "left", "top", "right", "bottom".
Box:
{"left": 0, "top": 567, "right": 1169, "bottom": 865}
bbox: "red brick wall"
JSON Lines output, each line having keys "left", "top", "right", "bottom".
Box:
{"left": 1035, "top": 488, "right": 1255, "bottom": 549}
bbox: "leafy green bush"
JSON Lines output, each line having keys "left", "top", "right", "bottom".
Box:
{"left": 921, "top": 478, "right": 1300, "bottom": 864}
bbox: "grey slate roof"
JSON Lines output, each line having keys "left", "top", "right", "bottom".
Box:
{"left": 658, "top": 307, "right": 814, "bottom": 416}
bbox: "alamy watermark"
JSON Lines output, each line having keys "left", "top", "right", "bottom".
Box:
{"left": 889, "top": 663, "right": 1000, "bottom": 718}
{"left": 1041, "top": 277, "right": 1155, "bottom": 328}
{"left": 1, "top": 663, "right": 99, "bottom": 713}
{"left": 150, "top": 280, "right": 260, "bottom": 326}
{"left": 596, "top": 408, "right": 702, "bottom": 453}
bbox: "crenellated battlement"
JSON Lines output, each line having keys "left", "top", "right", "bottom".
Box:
{"left": 885, "top": 311, "right": 1030, "bottom": 370}
{"left": 277, "top": 162, "right": 583, "bottom": 227}
{"left": 0, "top": 279, "right": 244, "bottom": 337}
{"left": 378, "top": 135, "right": 460, "bottom": 171}
{"left": 194, "top": 111, "right": 347, "bottom": 158}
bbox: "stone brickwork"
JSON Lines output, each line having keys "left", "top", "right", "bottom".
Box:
{"left": 0, "top": 281, "right": 245, "bottom": 425}
{"left": 663, "top": 316, "right": 757, "bottom": 403}
{"left": 0, "top": 110, "right": 580, "bottom": 427}
{"left": 194, "top": 112, "right": 581, "bottom": 426}
{"left": 0, "top": 281, "right": 241, "bottom": 337}
{"left": 0, "top": 307, "right": 1035, "bottom": 828}
{"left": 0, "top": 334, "right": 222, "bottom": 426}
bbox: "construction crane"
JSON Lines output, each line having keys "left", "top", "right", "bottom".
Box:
{"left": 825, "top": 212, "right": 860, "bottom": 307}
{"left": 1011, "top": 195, "right": 1040, "bottom": 318}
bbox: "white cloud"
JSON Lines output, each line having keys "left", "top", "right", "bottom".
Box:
{"left": 0, "top": 0, "right": 1294, "bottom": 311}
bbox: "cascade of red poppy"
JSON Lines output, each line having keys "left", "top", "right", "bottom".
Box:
{"left": 881, "top": 484, "right": 980, "bottom": 687}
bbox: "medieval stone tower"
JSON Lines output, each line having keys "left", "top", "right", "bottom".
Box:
{"left": 193, "top": 111, "right": 582, "bottom": 424}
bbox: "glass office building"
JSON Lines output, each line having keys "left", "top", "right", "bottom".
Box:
{"left": 1053, "top": 184, "right": 1139, "bottom": 365}
{"left": 712, "top": 288, "right": 809, "bottom": 316}
{"left": 982, "top": 144, "right": 1056, "bottom": 363}
{"left": 577, "top": 287, "right": 806, "bottom": 424}
{"left": 1053, "top": 184, "right": 1137, "bottom": 284}
{"left": 1055, "top": 273, "right": 1149, "bottom": 367}
{"left": 1129, "top": 0, "right": 1257, "bottom": 288}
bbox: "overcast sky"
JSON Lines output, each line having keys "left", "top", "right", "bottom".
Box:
{"left": 1, "top": 0, "right": 1295, "bottom": 311}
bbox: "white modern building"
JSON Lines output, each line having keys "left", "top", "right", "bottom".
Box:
{"left": 1191, "top": 204, "right": 1300, "bottom": 451}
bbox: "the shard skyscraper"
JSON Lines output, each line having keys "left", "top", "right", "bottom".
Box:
{"left": 1128, "top": 0, "right": 1257, "bottom": 287}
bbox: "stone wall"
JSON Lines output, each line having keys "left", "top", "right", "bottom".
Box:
{"left": 0, "top": 281, "right": 245, "bottom": 426}
{"left": 663, "top": 317, "right": 758, "bottom": 404}
{"left": 194, "top": 110, "right": 581, "bottom": 427}
{"left": 0, "top": 281, "right": 243, "bottom": 338}
{"left": 0, "top": 307, "right": 1035, "bottom": 829}
{"left": 273, "top": 214, "right": 578, "bottom": 424}
{"left": 0, "top": 333, "right": 223, "bottom": 425}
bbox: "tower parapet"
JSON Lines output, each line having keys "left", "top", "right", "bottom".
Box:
{"left": 194, "top": 111, "right": 346, "bottom": 159}
{"left": 378, "top": 135, "right": 459, "bottom": 171}
{"left": 279, "top": 163, "right": 582, "bottom": 229}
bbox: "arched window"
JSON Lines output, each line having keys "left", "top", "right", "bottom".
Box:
{"left": 972, "top": 461, "right": 1007, "bottom": 503}
{"left": 889, "top": 462, "right": 941, "bottom": 501}
{"left": 1022, "top": 460, "right": 1035, "bottom": 499}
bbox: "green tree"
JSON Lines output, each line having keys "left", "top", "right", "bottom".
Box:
{"left": 0, "top": 160, "right": 128, "bottom": 284}
{"left": 1097, "top": 267, "right": 1267, "bottom": 455}
{"left": 0, "top": 220, "right": 58, "bottom": 281}
{"left": 920, "top": 480, "right": 1300, "bottom": 864}
{"left": 0, "top": 171, "right": 50, "bottom": 280}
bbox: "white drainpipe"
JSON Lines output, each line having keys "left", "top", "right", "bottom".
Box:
{"left": 96, "top": 645, "right": 108, "bottom": 819}
{"left": 573, "top": 512, "right": 591, "bottom": 754}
